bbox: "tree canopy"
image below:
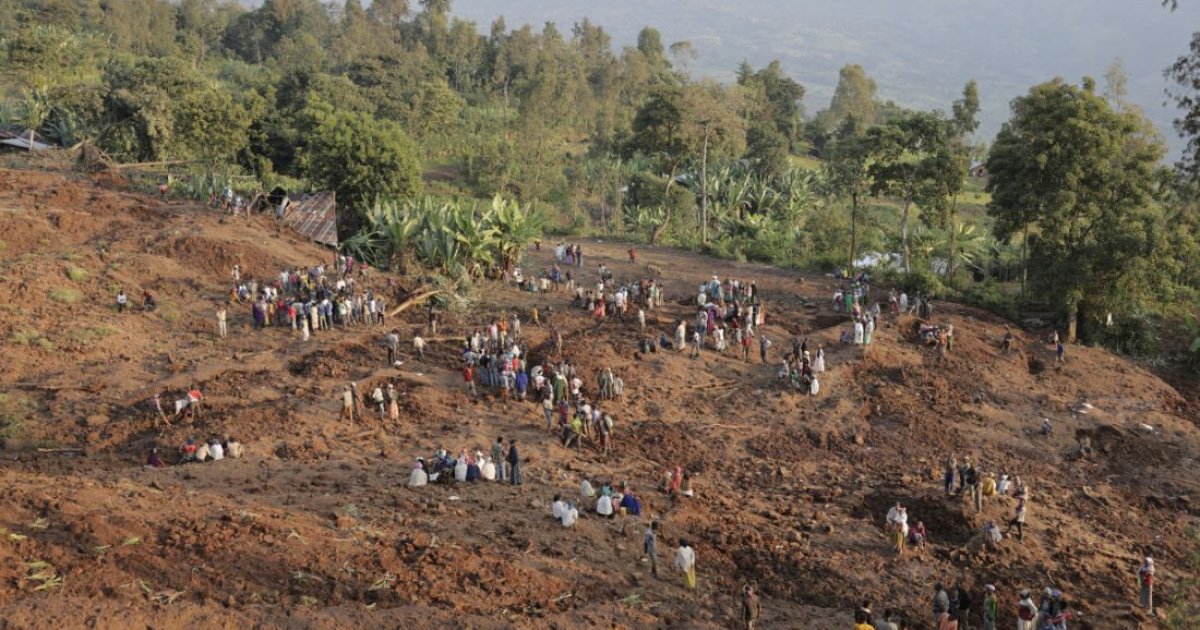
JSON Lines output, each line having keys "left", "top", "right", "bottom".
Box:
{"left": 987, "top": 78, "right": 1165, "bottom": 339}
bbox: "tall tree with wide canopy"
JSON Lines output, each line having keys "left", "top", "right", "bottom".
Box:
{"left": 986, "top": 78, "right": 1164, "bottom": 340}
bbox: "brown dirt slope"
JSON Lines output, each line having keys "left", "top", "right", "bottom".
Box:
{"left": 0, "top": 166, "right": 1197, "bottom": 629}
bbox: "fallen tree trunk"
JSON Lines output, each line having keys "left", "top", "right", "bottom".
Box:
{"left": 387, "top": 289, "right": 444, "bottom": 318}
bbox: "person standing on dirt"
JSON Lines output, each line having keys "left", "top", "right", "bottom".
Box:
{"left": 965, "top": 463, "right": 982, "bottom": 512}
{"left": 886, "top": 502, "right": 908, "bottom": 555}
{"left": 981, "top": 585, "right": 997, "bottom": 630}
{"left": 340, "top": 385, "right": 355, "bottom": 422}
{"left": 674, "top": 539, "right": 696, "bottom": 590}
{"left": 1055, "top": 338, "right": 1066, "bottom": 366}
{"left": 116, "top": 290, "right": 128, "bottom": 313}
{"left": 187, "top": 385, "right": 203, "bottom": 420}
{"left": 216, "top": 305, "right": 228, "bottom": 339}
{"left": 371, "top": 385, "right": 385, "bottom": 419}
{"left": 1003, "top": 497, "right": 1027, "bottom": 541}
{"left": 349, "top": 382, "right": 362, "bottom": 421}
{"left": 741, "top": 328, "right": 754, "bottom": 362}
{"left": 149, "top": 392, "right": 170, "bottom": 429}
{"left": 954, "top": 583, "right": 972, "bottom": 630}
{"left": 943, "top": 457, "right": 958, "bottom": 495}
{"left": 413, "top": 334, "right": 427, "bottom": 361}
{"left": 643, "top": 521, "right": 661, "bottom": 578}
{"left": 1015, "top": 590, "right": 1037, "bottom": 630}
{"left": 741, "top": 583, "right": 761, "bottom": 629}
{"left": 1137, "top": 556, "right": 1156, "bottom": 617}
{"left": 491, "top": 437, "right": 507, "bottom": 482}
{"left": 386, "top": 384, "right": 399, "bottom": 422}
{"left": 933, "top": 582, "right": 950, "bottom": 627}
{"left": 506, "top": 439, "right": 522, "bottom": 485}
{"left": 759, "top": 335, "right": 771, "bottom": 363}
{"left": 385, "top": 330, "right": 400, "bottom": 366}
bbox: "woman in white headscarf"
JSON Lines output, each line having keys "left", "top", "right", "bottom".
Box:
{"left": 1137, "top": 556, "right": 1155, "bottom": 616}
{"left": 408, "top": 460, "right": 428, "bottom": 488}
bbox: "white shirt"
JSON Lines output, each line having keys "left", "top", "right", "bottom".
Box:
{"left": 561, "top": 507, "right": 578, "bottom": 527}
{"left": 551, "top": 500, "right": 567, "bottom": 520}
{"left": 675, "top": 546, "right": 696, "bottom": 572}
{"left": 596, "top": 495, "right": 613, "bottom": 516}
{"left": 408, "top": 468, "right": 428, "bottom": 487}
{"left": 209, "top": 442, "right": 224, "bottom": 461}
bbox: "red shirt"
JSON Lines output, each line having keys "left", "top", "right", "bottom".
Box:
{"left": 462, "top": 366, "right": 474, "bottom": 382}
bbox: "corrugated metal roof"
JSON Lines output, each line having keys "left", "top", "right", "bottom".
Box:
{"left": 283, "top": 191, "right": 338, "bottom": 247}
{"left": 0, "top": 136, "right": 52, "bottom": 151}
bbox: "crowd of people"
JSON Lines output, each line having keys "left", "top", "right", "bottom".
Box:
{"left": 406, "top": 437, "right": 524, "bottom": 487}
{"left": 145, "top": 434, "right": 244, "bottom": 467}
{"left": 125, "top": 230, "right": 1150, "bottom": 626}
{"left": 222, "top": 255, "right": 393, "bottom": 342}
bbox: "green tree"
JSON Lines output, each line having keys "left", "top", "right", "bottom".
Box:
{"left": 986, "top": 78, "right": 1165, "bottom": 340}
{"left": 920, "top": 83, "right": 978, "bottom": 282}
{"left": 824, "top": 117, "right": 873, "bottom": 267}
{"left": 951, "top": 79, "right": 980, "bottom": 137}
{"left": 300, "top": 107, "right": 423, "bottom": 233}
{"left": 101, "top": 56, "right": 255, "bottom": 162}
{"left": 868, "top": 111, "right": 947, "bottom": 272}
{"left": 739, "top": 60, "right": 805, "bottom": 151}
{"left": 818, "top": 64, "right": 880, "bottom": 133}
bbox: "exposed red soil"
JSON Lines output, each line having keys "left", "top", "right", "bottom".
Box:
{"left": 0, "top": 166, "right": 1196, "bottom": 629}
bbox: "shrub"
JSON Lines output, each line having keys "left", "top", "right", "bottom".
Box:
{"left": 10, "top": 329, "right": 42, "bottom": 345}
{"left": 958, "top": 281, "right": 1019, "bottom": 320}
{"left": 893, "top": 269, "right": 946, "bottom": 298}
{"left": 69, "top": 327, "right": 115, "bottom": 343}
{"left": 158, "top": 301, "right": 180, "bottom": 324}
{"left": 65, "top": 266, "right": 89, "bottom": 282}
{"left": 49, "top": 288, "right": 83, "bottom": 303}
{"left": 0, "top": 393, "right": 31, "bottom": 440}
{"left": 1095, "top": 313, "right": 1157, "bottom": 357}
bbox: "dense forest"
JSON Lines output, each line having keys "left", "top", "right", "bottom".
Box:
{"left": 3, "top": 0, "right": 1200, "bottom": 356}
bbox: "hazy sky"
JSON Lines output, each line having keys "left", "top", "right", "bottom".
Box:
{"left": 451, "top": 0, "right": 1200, "bottom": 154}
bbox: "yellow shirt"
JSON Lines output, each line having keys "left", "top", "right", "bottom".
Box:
{"left": 855, "top": 624, "right": 874, "bottom": 630}
{"left": 982, "top": 476, "right": 997, "bottom": 496}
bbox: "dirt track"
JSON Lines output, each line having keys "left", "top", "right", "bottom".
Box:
{"left": 0, "top": 167, "right": 1197, "bottom": 629}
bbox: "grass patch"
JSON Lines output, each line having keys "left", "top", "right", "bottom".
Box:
{"left": 49, "top": 288, "right": 83, "bottom": 304}
{"left": 10, "top": 329, "right": 41, "bottom": 345}
{"left": 69, "top": 326, "right": 115, "bottom": 343}
{"left": 57, "top": 251, "right": 79, "bottom": 262}
{"left": 0, "top": 392, "right": 32, "bottom": 440}
{"left": 10, "top": 329, "right": 52, "bottom": 351}
{"left": 0, "top": 240, "right": 7, "bottom": 252}
{"left": 64, "top": 265, "right": 89, "bottom": 282}
{"left": 158, "top": 301, "right": 180, "bottom": 324}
